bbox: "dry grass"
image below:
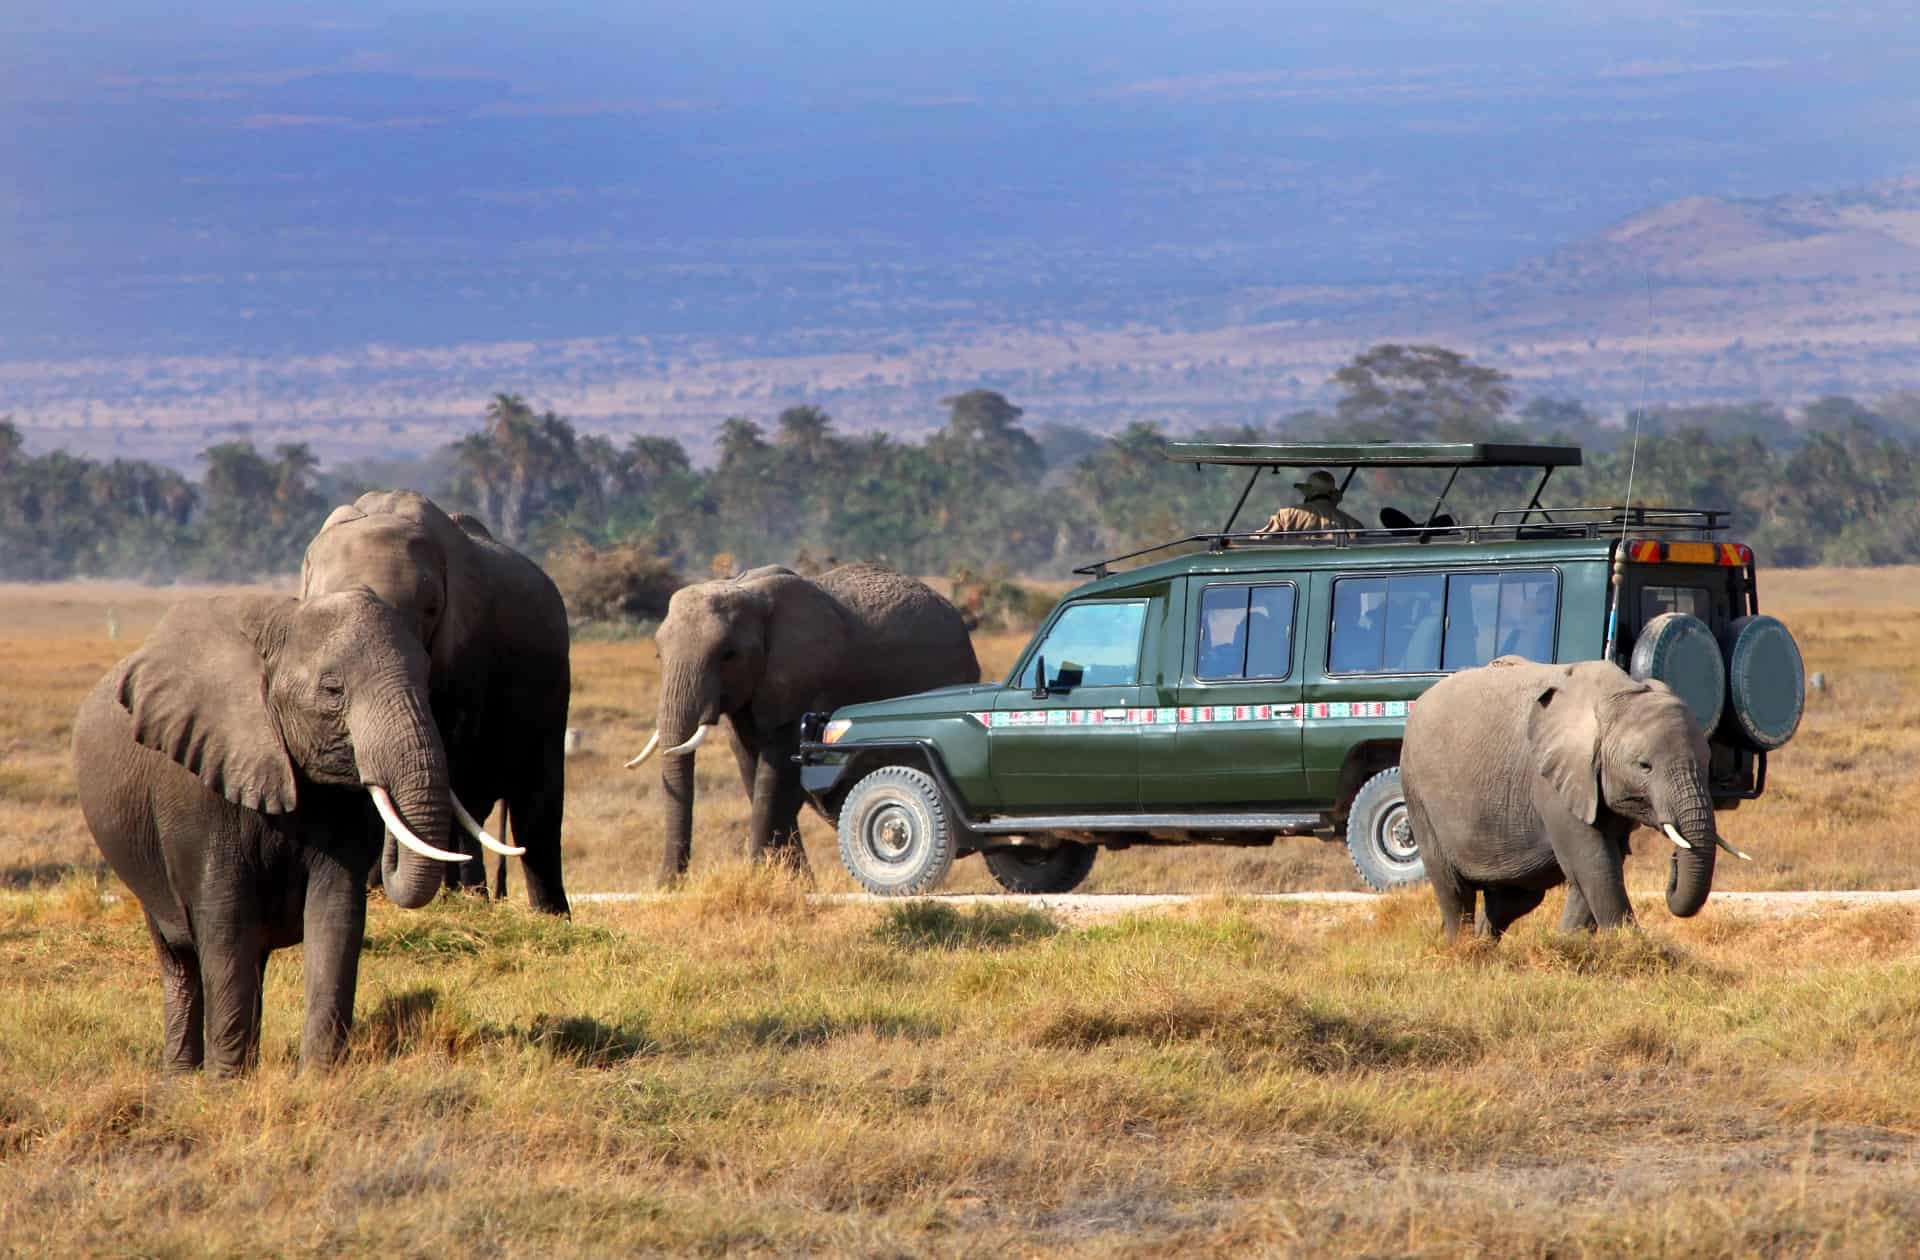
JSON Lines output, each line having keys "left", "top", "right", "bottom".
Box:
{"left": 7, "top": 876, "right": 1920, "bottom": 1254}
{"left": 5, "top": 568, "right": 1915, "bottom": 897}
{"left": 4, "top": 571, "right": 1920, "bottom": 1254}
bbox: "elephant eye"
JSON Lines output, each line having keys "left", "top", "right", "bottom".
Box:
{"left": 319, "top": 676, "right": 346, "bottom": 698}
{"left": 1636, "top": 759, "right": 1653, "bottom": 773}
{"left": 720, "top": 647, "right": 739, "bottom": 662}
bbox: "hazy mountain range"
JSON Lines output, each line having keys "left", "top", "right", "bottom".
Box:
{"left": 4, "top": 2, "right": 1919, "bottom": 465}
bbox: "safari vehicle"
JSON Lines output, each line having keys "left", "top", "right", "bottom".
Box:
{"left": 798, "top": 442, "right": 1806, "bottom": 895}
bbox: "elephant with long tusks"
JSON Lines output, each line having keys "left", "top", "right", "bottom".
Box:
{"left": 629, "top": 563, "right": 979, "bottom": 885}
{"left": 72, "top": 592, "right": 472, "bottom": 1074}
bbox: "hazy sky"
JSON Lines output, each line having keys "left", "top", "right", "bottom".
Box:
{"left": 4, "top": 2, "right": 1917, "bottom": 356}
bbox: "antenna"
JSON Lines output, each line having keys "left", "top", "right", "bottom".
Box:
{"left": 1621, "top": 268, "right": 1655, "bottom": 540}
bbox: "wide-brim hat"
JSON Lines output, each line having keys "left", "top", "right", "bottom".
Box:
{"left": 1293, "top": 470, "right": 1341, "bottom": 498}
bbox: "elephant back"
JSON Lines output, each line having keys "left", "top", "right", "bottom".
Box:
{"left": 816, "top": 563, "right": 981, "bottom": 684}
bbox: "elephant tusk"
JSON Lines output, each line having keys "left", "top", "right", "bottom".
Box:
{"left": 624, "top": 730, "right": 661, "bottom": 770}
{"left": 1715, "top": 835, "right": 1755, "bottom": 862}
{"left": 1661, "top": 823, "right": 1693, "bottom": 851}
{"left": 369, "top": 786, "right": 470, "bottom": 863}
{"left": 663, "top": 724, "right": 713, "bottom": 756}
{"left": 454, "top": 796, "right": 525, "bottom": 857}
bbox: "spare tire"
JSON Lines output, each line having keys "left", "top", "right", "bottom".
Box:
{"left": 1720, "top": 614, "right": 1805, "bottom": 750}
{"left": 1630, "top": 613, "right": 1726, "bottom": 734}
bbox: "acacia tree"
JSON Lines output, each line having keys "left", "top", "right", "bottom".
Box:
{"left": 1332, "top": 344, "right": 1514, "bottom": 440}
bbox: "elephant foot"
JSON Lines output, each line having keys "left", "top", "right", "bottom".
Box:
{"left": 756, "top": 835, "right": 814, "bottom": 883}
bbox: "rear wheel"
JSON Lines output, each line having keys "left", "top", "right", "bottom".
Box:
{"left": 1346, "top": 767, "right": 1425, "bottom": 890}
{"left": 837, "top": 765, "right": 956, "bottom": 896}
{"left": 982, "top": 841, "right": 1097, "bottom": 894}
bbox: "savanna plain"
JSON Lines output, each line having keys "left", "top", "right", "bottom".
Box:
{"left": 4, "top": 570, "right": 1920, "bottom": 1255}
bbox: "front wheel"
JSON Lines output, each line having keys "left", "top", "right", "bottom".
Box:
{"left": 1345, "top": 767, "right": 1425, "bottom": 891}
{"left": 837, "top": 765, "right": 957, "bottom": 896}
{"left": 982, "top": 841, "right": 1097, "bottom": 894}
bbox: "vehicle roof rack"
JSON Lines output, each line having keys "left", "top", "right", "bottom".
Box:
{"left": 1070, "top": 506, "right": 1730, "bottom": 578}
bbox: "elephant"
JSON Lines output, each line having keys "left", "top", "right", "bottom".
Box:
{"left": 301, "top": 489, "right": 572, "bottom": 915}
{"left": 71, "top": 591, "right": 491, "bottom": 1073}
{"left": 1400, "top": 657, "right": 1749, "bottom": 942}
{"left": 630, "top": 562, "right": 980, "bottom": 884}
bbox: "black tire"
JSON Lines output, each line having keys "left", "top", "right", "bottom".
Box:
{"left": 1346, "top": 767, "right": 1425, "bottom": 891}
{"left": 836, "top": 765, "right": 957, "bottom": 896}
{"left": 982, "top": 841, "right": 1097, "bottom": 894}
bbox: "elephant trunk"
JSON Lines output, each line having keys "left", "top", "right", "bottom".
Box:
{"left": 656, "top": 664, "right": 710, "bottom": 885}
{"left": 358, "top": 687, "right": 457, "bottom": 910}
{"left": 1662, "top": 767, "right": 1719, "bottom": 919}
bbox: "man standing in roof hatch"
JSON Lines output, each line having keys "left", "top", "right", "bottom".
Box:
{"left": 1254, "top": 470, "right": 1364, "bottom": 536}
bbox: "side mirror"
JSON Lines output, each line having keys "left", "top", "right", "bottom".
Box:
{"left": 1031, "top": 654, "right": 1049, "bottom": 700}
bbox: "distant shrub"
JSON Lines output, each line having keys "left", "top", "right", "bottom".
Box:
{"left": 545, "top": 540, "right": 685, "bottom": 626}
{"left": 949, "top": 567, "right": 1054, "bottom": 633}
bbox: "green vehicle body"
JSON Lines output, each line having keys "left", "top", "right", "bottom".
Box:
{"left": 800, "top": 442, "right": 1779, "bottom": 892}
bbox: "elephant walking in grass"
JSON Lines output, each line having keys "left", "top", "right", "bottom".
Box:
{"left": 302, "top": 490, "right": 572, "bottom": 915}
{"left": 72, "top": 592, "right": 489, "bottom": 1073}
{"left": 1401, "top": 657, "right": 1748, "bottom": 942}
{"left": 630, "top": 563, "right": 979, "bottom": 884}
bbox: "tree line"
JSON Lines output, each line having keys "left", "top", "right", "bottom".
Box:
{"left": 7, "top": 345, "right": 1920, "bottom": 592}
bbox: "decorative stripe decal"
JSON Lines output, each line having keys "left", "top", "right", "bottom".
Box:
{"left": 967, "top": 700, "right": 1409, "bottom": 729}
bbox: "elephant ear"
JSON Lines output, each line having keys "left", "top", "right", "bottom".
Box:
{"left": 117, "top": 596, "right": 298, "bottom": 814}
{"left": 1528, "top": 679, "right": 1600, "bottom": 825}
{"left": 743, "top": 572, "right": 853, "bottom": 718}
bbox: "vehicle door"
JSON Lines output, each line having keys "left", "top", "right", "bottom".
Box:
{"left": 1144, "top": 576, "right": 1308, "bottom": 805}
{"left": 991, "top": 597, "right": 1153, "bottom": 810}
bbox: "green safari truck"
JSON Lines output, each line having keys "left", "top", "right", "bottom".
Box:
{"left": 797, "top": 442, "right": 1806, "bottom": 895}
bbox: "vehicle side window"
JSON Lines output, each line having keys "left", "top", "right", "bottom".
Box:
{"left": 1443, "top": 570, "right": 1559, "bottom": 668}
{"left": 1196, "top": 583, "right": 1296, "bottom": 681}
{"left": 1330, "top": 574, "right": 1445, "bottom": 674}
{"left": 1016, "top": 600, "right": 1148, "bottom": 689}
{"left": 1642, "top": 585, "right": 1710, "bottom": 624}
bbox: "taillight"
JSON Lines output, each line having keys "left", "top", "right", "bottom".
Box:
{"left": 1623, "top": 538, "right": 1752, "bottom": 566}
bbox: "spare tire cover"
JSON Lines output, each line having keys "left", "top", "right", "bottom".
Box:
{"left": 1720, "top": 614, "right": 1805, "bottom": 750}
{"left": 1629, "top": 613, "right": 1726, "bottom": 734}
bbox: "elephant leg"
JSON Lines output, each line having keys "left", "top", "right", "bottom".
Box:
{"left": 729, "top": 725, "right": 759, "bottom": 798}
{"left": 300, "top": 869, "right": 367, "bottom": 1069}
{"left": 446, "top": 783, "right": 491, "bottom": 896}
{"left": 1549, "top": 820, "right": 1635, "bottom": 930}
{"left": 1426, "top": 859, "right": 1475, "bottom": 943}
{"left": 748, "top": 727, "right": 811, "bottom": 878}
{"left": 1479, "top": 886, "right": 1548, "bottom": 940}
{"left": 1559, "top": 883, "right": 1599, "bottom": 933}
{"left": 509, "top": 755, "right": 569, "bottom": 917}
{"left": 145, "top": 912, "right": 204, "bottom": 1071}
{"left": 199, "top": 930, "right": 266, "bottom": 1077}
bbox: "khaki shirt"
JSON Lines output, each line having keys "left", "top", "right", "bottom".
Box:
{"left": 1254, "top": 500, "right": 1364, "bottom": 537}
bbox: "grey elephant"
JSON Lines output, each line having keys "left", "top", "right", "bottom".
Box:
{"left": 629, "top": 563, "right": 980, "bottom": 883}
{"left": 302, "top": 489, "right": 572, "bottom": 915}
{"left": 1401, "top": 657, "right": 1748, "bottom": 942}
{"left": 72, "top": 592, "right": 478, "bottom": 1074}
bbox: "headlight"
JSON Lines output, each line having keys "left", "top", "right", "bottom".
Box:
{"left": 822, "top": 719, "right": 852, "bottom": 745}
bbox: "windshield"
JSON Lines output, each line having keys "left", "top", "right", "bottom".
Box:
{"left": 1014, "top": 600, "right": 1148, "bottom": 690}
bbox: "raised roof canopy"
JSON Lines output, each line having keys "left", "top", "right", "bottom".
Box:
{"left": 1164, "top": 441, "right": 1584, "bottom": 469}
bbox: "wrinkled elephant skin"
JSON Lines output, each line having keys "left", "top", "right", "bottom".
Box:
{"left": 73, "top": 592, "right": 457, "bottom": 1074}
{"left": 302, "top": 490, "right": 572, "bottom": 915}
{"left": 1401, "top": 657, "right": 1725, "bottom": 942}
{"left": 647, "top": 563, "right": 980, "bottom": 884}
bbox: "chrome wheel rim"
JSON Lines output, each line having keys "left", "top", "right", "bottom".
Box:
{"left": 1375, "top": 801, "right": 1418, "bottom": 865}
{"left": 863, "top": 801, "right": 917, "bottom": 865}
